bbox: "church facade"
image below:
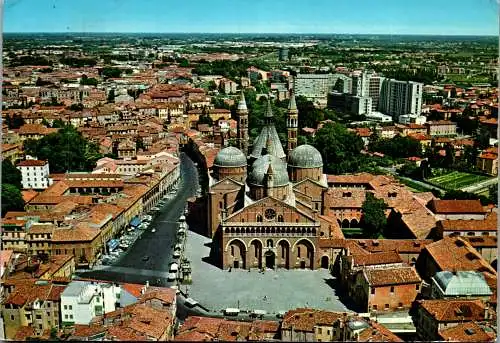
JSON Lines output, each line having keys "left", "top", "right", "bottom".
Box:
{"left": 207, "top": 92, "right": 342, "bottom": 270}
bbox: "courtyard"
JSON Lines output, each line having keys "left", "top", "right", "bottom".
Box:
{"left": 182, "top": 229, "right": 352, "bottom": 316}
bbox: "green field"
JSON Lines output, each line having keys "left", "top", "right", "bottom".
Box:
{"left": 427, "top": 171, "right": 491, "bottom": 190}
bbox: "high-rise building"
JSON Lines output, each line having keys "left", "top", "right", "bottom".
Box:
{"left": 379, "top": 79, "right": 423, "bottom": 119}
{"left": 351, "top": 72, "right": 384, "bottom": 111}
{"left": 294, "top": 74, "right": 351, "bottom": 101}
{"left": 278, "top": 47, "right": 289, "bottom": 61}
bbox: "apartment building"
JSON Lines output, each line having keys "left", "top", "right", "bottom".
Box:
{"left": 16, "top": 159, "right": 52, "bottom": 190}
{"left": 379, "top": 79, "right": 423, "bottom": 119}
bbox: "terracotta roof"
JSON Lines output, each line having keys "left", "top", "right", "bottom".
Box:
{"left": 318, "top": 238, "right": 346, "bottom": 249}
{"left": 357, "top": 321, "right": 404, "bottom": 342}
{"left": 419, "top": 299, "right": 487, "bottom": 322}
{"left": 463, "top": 235, "right": 498, "bottom": 248}
{"left": 17, "top": 159, "right": 47, "bottom": 167}
{"left": 282, "top": 308, "right": 347, "bottom": 332}
{"left": 73, "top": 324, "right": 107, "bottom": 339}
{"left": 364, "top": 266, "right": 421, "bottom": 286}
{"left": 350, "top": 251, "right": 402, "bottom": 267}
{"left": 429, "top": 199, "right": 485, "bottom": 214}
{"left": 21, "top": 189, "right": 39, "bottom": 203}
{"left": 424, "top": 237, "right": 496, "bottom": 274}
{"left": 51, "top": 227, "right": 100, "bottom": 242}
{"left": 439, "top": 212, "right": 497, "bottom": 232}
{"left": 354, "top": 239, "right": 433, "bottom": 254}
{"left": 438, "top": 321, "right": 495, "bottom": 342}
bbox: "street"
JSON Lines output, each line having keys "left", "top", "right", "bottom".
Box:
{"left": 77, "top": 153, "right": 199, "bottom": 286}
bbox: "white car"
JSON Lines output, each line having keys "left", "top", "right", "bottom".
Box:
{"left": 167, "top": 273, "right": 177, "bottom": 281}
{"left": 173, "top": 251, "right": 181, "bottom": 258}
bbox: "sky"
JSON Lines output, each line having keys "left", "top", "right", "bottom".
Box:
{"left": 3, "top": 0, "right": 499, "bottom": 35}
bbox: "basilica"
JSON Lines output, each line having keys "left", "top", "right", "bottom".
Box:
{"left": 207, "top": 92, "right": 344, "bottom": 270}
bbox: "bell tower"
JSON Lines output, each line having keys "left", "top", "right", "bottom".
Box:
{"left": 237, "top": 90, "right": 249, "bottom": 155}
{"left": 287, "top": 91, "right": 298, "bottom": 156}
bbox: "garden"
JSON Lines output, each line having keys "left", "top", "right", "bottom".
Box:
{"left": 426, "top": 170, "right": 492, "bottom": 190}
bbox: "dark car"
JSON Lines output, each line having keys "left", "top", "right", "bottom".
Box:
{"left": 142, "top": 255, "right": 150, "bottom": 261}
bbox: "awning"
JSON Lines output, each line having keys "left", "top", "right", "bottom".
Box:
{"left": 130, "top": 217, "right": 141, "bottom": 228}
{"left": 107, "top": 239, "right": 119, "bottom": 251}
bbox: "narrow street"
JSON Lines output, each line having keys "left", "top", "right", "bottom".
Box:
{"left": 77, "top": 153, "right": 200, "bottom": 286}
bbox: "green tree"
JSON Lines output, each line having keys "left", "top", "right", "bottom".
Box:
{"left": 477, "top": 127, "right": 491, "bottom": 150}
{"left": 23, "top": 125, "right": 102, "bottom": 173}
{"left": 1, "top": 184, "right": 24, "bottom": 216}
{"left": 312, "top": 122, "right": 365, "bottom": 174}
{"left": 68, "top": 103, "right": 84, "bottom": 111}
{"left": 488, "top": 185, "right": 498, "bottom": 205}
{"left": 101, "top": 67, "right": 122, "bottom": 79}
{"left": 361, "top": 193, "right": 388, "bottom": 238}
{"left": 80, "top": 75, "right": 98, "bottom": 86}
{"left": 107, "top": 89, "right": 115, "bottom": 103}
{"left": 463, "top": 145, "right": 479, "bottom": 169}
{"left": 2, "top": 160, "right": 22, "bottom": 188}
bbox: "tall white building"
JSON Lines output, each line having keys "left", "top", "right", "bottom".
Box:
{"left": 16, "top": 159, "right": 52, "bottom": 189}
{"left": 379, "top": 79, "right": 423, "bottom": 119}
{"left": 60, "top": 280, "right": 139, "bottom": 325}
{"left": 351, "top": 72, "right": 385, "bottom": 111}
{"left": 294, "top": 73, "right": 351, "bottom": 100}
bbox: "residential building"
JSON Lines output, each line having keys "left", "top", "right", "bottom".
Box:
{"left": 1, "top": 279, "right": 66, "bottom": 339}
{"left": 425, "top": 120, "right": 457, "bottom": 137}
{"left": 435, "top": 211, "right": 497, "bottom": 238}
{"left": 476, "top": 149, "right": 498, "bottom": 175}
{"left": 413, "top": 299, "right": 494, "bottom": 341}
{"left": 416, "top": 236, "right": 496, "bottom": 282}
{"left": 427, "top": 199, "right": 486, "bottom": 221}
{"left": 60, "top": 280, "right": 138, "bottom": 326}
{"left": 16, "top": 159, "right": 52, "bottom": 190}
{"left": 352, "top": 266, "right": 421, "bottom": 313}
{"left": 2, "top": 144, "right": 21, "bottom": 163}
{"left": 294, "top": 74, "right": 350, "bottom": 101}
{"left": 379, "top": 79, "right": 423, "bottom": 119}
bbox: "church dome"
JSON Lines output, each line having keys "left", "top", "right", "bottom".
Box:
{"left": 214, "top": 147, "right": 247, "bottom": 167}
{"left": 288, "top": 144, "right": 323, "bottom": 168}
{"left": 249, "top": 154, "right": 289, "bottom": 187}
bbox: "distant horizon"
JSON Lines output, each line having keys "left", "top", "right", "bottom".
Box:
{"left": 3, "top": 32, "right": 498, "bottom": 37}
{"left": 4, "top": 0, "right": 498, "bottom": 36}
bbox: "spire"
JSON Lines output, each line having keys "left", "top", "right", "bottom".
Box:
{"left": 237, "top": 90, "right": 247, "bottom": 111}
{"left": 264, "top": 97, "right": 273, "bottom": 119}
{"left": 265, "top": 137, "right": 274, "bottom": 156}
{"left": 288, "top": 91, "right": 297, "bottom": 113}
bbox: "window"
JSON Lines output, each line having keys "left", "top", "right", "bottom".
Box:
{"left": 416, "top": 284, "right": 420, "bottom": 291}
{"left": 327, "top": 330, "right": 330, "bottom": 335}
{"left": 297, "top": 247, "right": 301, "bottom": 258}
{"left": 371, "top": 288, "right": 375, "bottom": 295}
{"left": 69, "top": 314, "right": 73, "bottom": 319}
{"left": 398, "top": 302, "right": 403, "bottom": 308}
{"left": 257, "top": 215, "right": 263, "bottom": 222}
{"left": 231, "top": 246, "right": 234, "bottom": 256}
{"left": 10, "top": 315, "right": 14, "bottom": 321}
{"left": 36, "top": 314, "right": 42, "bottom": 320}
{"left": 318, "top": 328, "right": 322, "bottom": 334}
{"left": 467, "top": 232, "right": 475, "bottom": 236}
{"left": 96, "top": 297, "right": 100, "bottom": 303}
{"left": 372, "top": 305, "right": 377, "bottom": 311}
{"left": 267, "top": 239, "right": 273, "bottom": 248}
{"left": 64, "top": 305, "right": 67, "bottom": 310}
{"left": 390, "top": 286, "right": 395, "bottom": 293}
{"left": 68, "top": 305, "right": 72, "bottom": 310}
{"left": 65, "top": 315, "right": 68, "bottom": 319}
{"left": 482, "top": 232, "right": 490, "bottom": 236}
{"left": 384, "top": 304, "right": 389, "bottom": 310}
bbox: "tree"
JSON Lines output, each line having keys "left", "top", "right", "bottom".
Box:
{"left": 463, "top": 145, "right": 479, "bottom": 170}
{"left": 488, "top": 185, "right": 498, "bottom": 205}
{"left": 1, "top": 184, "right": 24, "bottom": 216}
{"left": 101, "top": 67, "right": 122, "bottom": 79}
{"left": 80, "top": 75, "right": 98, "bottom": 86}
{"left": 477, "top": 127, "right": 491, "bottom": 150}
{"left": 312, "top": 122, "right": 365, "bottom": 174}
{"left": 68, "top": 103, "right": 84, "bottom": 111}
{"left": 370, "top": 135, "right": 422, "bottom": 158}
{"left": 2, "top": 160, "right": 22, "bottom": 188}
{"left": 361, "top": 193, "right": 388, "bottom": 238}
{"left": 208, "top": 80, "right": 218, "bottom": 91}
{"left": 107, "top": 89, "right": 115, "bottom": 103}
{"left": 23, "top": 125, "right": 102, "bottom": 173}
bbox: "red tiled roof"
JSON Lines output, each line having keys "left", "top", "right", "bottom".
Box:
{"left": 419, "top": 299, "right": 487, "bottom": 322}
{"left": 350, "top": 251, "right": 402, "bottom": 267}
{"left": 17, "top": 159, "right": 47, "bottom": 167}
{"left": 364, "top": 266, "right": 421, "bottom": 286}
{"left": 429, "top": 199, "right": 485, "bottom": 214}
{"left": 438, "top": 321, "right": 494, "bottom": 342}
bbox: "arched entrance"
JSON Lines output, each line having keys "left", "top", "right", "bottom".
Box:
{"left": 294, "top": 239, "right": 315, "bottom": 270}
{"left": 342, "top": 219, "right": 350, "bottom": 228}
{"left": 228, "top": 239, "right": 246, "bottom": 269}
{"left": 250, "top": 239, "right": 263, "bottom": 269}
{"left": 321, "top": 256, "right": 329, "bottom": 269}
{"left": 265, "top": 251, "right": 275, "bottom": 269}
{"left": 277, "top": 240, "right": 290, "bottom": 269}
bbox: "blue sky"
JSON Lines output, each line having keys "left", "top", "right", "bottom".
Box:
{"left": 3, "top": 0, "right": 499, "bottom": 35}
